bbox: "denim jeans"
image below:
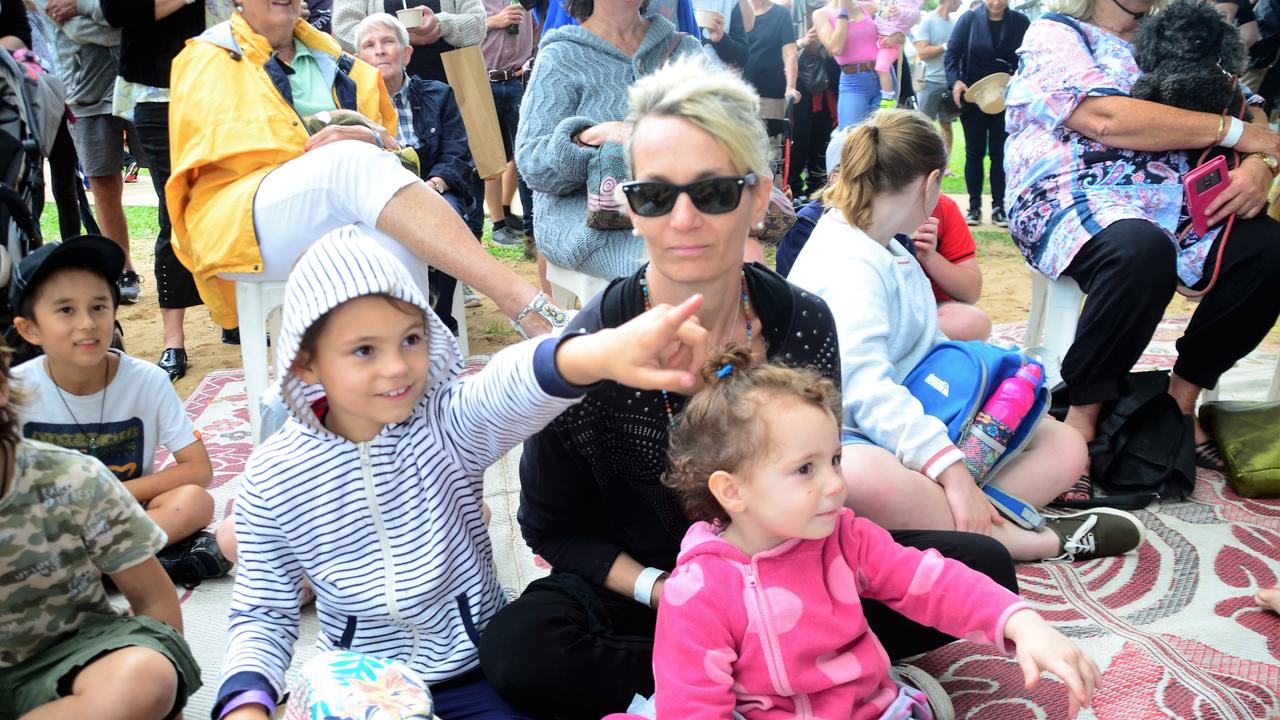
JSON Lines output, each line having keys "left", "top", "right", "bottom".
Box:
{"left": 837, "top": 70, "right": 881, "bottom": 128}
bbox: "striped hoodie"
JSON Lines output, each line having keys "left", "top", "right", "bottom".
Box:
{"left": 215, "top": 228, "right": 590, "bottom": 714}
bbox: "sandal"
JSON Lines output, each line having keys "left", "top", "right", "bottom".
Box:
{"left": 1195, "top": 440, "right": 1226, "bottom": 472}
{"left": 1054, "top": 475, "right": 1094, "bottom": 505}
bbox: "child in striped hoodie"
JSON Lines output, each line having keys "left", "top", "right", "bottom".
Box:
{"left": 214, "top": 227, "right": 709, "bottom": 720}
{"left": 637, "top": 346, "right": 1100, "bottom": 720}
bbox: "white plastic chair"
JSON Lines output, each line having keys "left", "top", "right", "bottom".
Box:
{"left": 1024, "top": 266, "right": 1084, "bottom": 387}
{"left": 546, "top": 261, "right": 609, "bottom": 310}
{"left": 236, "top": 280, "right": 288, "bottom": 446}
{"left": 1026, "top": 265, "right": 1280, "bottom": 402}
{"left": 452, "top": 280, "right": 469, "bottom": 358}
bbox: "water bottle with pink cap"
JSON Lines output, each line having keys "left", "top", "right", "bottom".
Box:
{"left": 958, "top": 363, "right": 1043, "bottom": 482}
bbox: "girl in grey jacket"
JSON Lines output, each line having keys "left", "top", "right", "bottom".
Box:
{"left": 214, "top": 226, "right": 707, "bottom": 719}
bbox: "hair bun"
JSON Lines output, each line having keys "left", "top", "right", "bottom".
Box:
{"left": 701, "top": 344, "right": 753, "bottom": 385}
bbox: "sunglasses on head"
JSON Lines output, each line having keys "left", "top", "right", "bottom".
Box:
{"left": 620, "top": 173, "right": 758, "bottom": 217}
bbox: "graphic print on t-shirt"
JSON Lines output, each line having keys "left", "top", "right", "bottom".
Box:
{"left": 23, "top": 418, "right": 146, "bottom": 481}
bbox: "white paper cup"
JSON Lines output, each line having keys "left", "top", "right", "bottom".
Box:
{"left": 694, "top": 8, "right": 722, "bottom": 29}
{"left": 397, "top": 6, "right": 425, "bottom": 27}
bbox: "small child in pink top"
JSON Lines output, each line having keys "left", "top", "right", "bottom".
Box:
{"left": 873, "top": 0, "right": 923, "bottom": 107}
{"left": 635, "top": 346, "right": 1100, "bottom": 719}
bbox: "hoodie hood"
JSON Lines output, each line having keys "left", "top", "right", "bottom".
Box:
{"left": 274, "top": 227, "right": 460, "bottom": 435}
{"left": 675, "top": 518, "right": 809, "bottom": 567}
{"left": 538, "top": 14, "right": 679, "bottom": 65}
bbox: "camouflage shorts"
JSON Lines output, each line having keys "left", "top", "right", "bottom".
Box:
{"left": 0, "top": 612, "right": 201, "bottom": 720}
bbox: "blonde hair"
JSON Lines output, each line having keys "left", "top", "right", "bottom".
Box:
{"left": 662, "top": 346, "right": 842, "bottom": 524}
{"left": 626, "top": 55, "right": 770, "bottom": 178}
{"left": 1045, "top": 0, "right": 1167, "bottom": 19}
{"left": 822, "top": 109, "right": 948, "bottom": 230}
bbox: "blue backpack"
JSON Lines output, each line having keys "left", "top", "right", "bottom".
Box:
{"left": 902, "top": 342, "right": 1051, "bottom": 527}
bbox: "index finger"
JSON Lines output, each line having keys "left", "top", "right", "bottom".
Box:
{"left": 654, "top": 294, "right": 705, "bottom": 333}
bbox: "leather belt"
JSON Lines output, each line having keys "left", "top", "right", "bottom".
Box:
{"left": 488, "top": 68, "right": 521, "bottom": 82}
{"left": 841, "top": 61, "right": 875, "bottom": 74}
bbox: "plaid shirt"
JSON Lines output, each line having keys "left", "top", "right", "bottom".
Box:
{"left": 390, "top": 73, "right": 419, "bottom": 149}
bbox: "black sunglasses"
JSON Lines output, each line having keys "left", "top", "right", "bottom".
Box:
{"left": 620, "top": 173, "right": 758, "bottom": 217}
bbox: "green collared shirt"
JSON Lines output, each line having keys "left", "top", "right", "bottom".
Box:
{"left": 287, "top": 39, "right": 338, "bottom": 117}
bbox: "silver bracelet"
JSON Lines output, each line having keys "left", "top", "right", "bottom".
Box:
{"left": 366, "top": 125, "right": 385, "bottom": 150}
{"left": 511, "top": 291, "right": 569, "bottom": 338}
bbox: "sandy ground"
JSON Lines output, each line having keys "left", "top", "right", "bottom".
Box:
{"left": 112, "top": 194, "right": 1204, "bottom": 401}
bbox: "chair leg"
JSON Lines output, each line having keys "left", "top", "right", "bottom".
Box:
{"left": 238, "top": 287, "right": 269, "bottom": 446}
{"left": 1268, "top": 359, "right": 1280, "bottom": 402}
{"left": 1025, "top": 268, "right": 1048, "bottom": 349}
{"left": 452, "top": 282, "right": 469, "bottom": 358}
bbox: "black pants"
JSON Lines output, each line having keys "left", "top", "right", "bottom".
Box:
{"left": 132, "top": 102, "right": 203, "bottom": 309}
{"left": 1060, "top": 217, "right": 1280, "bottom": 405}
{"left": 788, "top": 89, "right": 834, "bottom": 198}
{"left": 959, "top": 105, "right": 1007, "bottom": 213}
{"left": 479, "top": 530, "right": 1017, "bottom": 720}
{"left": 45, "top": 117, "right": 82, "bottom": 240}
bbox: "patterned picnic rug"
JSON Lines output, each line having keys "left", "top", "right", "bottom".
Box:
{"left": 172, "top": 321, "right": 1280, "bottom": 719}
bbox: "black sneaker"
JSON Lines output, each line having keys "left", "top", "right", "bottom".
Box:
{"left": 503, "top": 205, "right": 525, "bottom": 228}
{"left": 118, "top": 270, "right": 141, "bottom": 304}
{"left": 964, "top": 209, "right": 981, "bottom": 226}
{"left": 992, "top": 208, "right": 1008, "bottom": 227}
{"left": 158, "top": 348, "right": 187, "bottom": 382}
{"left": 221, "top": 327, "right": 241, "bottom": 345}
{"left": 158, "top": 531, "right": 233, "bottom": 587}
{"left": 491, "top": 225, "right": 525, "bottom": 247}
{"left": 1044, "top": 508, "right": 1146, "bottom": 562}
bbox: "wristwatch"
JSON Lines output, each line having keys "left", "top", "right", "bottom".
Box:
{"left": 366, "top": 126, "right": 385, "bottom": 150}
{"left": 1246, "top": 152, "right": 1280, "bottom": 178}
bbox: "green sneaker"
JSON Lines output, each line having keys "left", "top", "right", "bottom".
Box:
{"left": 1045, "top": 508, "right": 1146, "bottom": 562}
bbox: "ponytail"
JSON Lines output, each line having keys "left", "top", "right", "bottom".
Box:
{"left": 823, "top": 110, "right": 949, "bottom": 230}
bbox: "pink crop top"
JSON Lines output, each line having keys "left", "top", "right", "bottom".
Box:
{"left": 826, "top": 3, "right": 879, "bottom": 65}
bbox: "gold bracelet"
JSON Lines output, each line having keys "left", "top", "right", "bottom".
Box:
{"left": 1213, "top": 115, "right": 1228, "bottom": 147}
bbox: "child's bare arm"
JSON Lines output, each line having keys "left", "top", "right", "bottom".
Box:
{"left": 1003, "top": 609, "right": 1100, "bottom": 719}
{"left": 920, "top": 255, "right": 983, "bottom": 304}
{"left": 123, "top": 440, "right": 213, "bottom": 503}
{"left": 110, "top": 556, "right": 183, "bottom": 631}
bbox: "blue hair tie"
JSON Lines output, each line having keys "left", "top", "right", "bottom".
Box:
{"left": 716, "top": 364, "right": 733, "bottom": 379}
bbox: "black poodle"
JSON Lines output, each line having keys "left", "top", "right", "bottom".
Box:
{"left": 1130, "top": 0, "right": 1249, "bottom": 118}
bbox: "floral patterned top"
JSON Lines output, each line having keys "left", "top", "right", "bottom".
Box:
{"left": 1004, "top": 16, "right": 1259, "bottom": 286}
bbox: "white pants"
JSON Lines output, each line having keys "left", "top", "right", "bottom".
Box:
{"left": 221, "top": 140, "right": 431, "bottom": 294}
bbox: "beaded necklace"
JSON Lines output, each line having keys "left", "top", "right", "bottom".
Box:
{"left": 640, "top": 268, "right": 753, "bottom": 426}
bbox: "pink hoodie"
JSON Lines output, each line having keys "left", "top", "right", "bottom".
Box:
{"left": 650, "top": 509, "right": 1029, "bottom": 720}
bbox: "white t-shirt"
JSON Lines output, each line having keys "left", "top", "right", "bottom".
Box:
{"left": 916, "top": 12, "right": 957, "bottom": 84}
{"left": 13, "top": 350, "right": 198, "bottom": 481}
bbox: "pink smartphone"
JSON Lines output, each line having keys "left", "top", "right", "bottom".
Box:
{"left": 1184, "top": 155, "right": 1230, "bottom": 236}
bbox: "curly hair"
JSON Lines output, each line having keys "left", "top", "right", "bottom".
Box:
{"left": 0, "top": 340, "right": 25, "bottom": 453}
{"left": 662, "top": 345, "right": 842, "bottom": 524}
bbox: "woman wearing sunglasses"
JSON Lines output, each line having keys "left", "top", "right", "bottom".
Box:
{"left": 788, "top": 110, "right": 1145, "bottom": 565}
{"left": 479, "top": 57, "right": 1021, "bottom": 720}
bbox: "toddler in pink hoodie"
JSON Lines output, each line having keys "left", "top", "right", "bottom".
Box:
{"left": 630, "top": 346, "right": 1100, "bottom": 720}
{"left": 874, "top": 0, "right": 922, "bottom": 107}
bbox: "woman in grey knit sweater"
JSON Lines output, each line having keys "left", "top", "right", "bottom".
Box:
{"left": 517, "top": 0, "right": 700, "bottom": 280}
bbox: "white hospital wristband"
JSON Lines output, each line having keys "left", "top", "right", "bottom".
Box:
{"left": 1222, "top": 117, "right": 1246, "bottom": 148}
{"left": 633, "top": 567, "right": 668, "bottom": 607}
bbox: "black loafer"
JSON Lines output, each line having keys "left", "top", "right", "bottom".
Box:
{"left": 158, "top": 348, "right": 187, "bottom": 382}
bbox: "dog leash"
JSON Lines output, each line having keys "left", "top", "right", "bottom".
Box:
{"left": 1176, "top": 85, "right": 1247, "bottom": 299}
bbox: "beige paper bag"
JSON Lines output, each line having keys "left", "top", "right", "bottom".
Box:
{"left": 441, "top": 45, "right": 507, "bottom": 181}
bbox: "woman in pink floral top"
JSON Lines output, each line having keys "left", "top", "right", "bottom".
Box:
{"left": 1004, "top": 0, "right": 1280, "bottom": 481}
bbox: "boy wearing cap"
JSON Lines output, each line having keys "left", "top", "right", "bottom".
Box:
{"left": 10, "top": 235, "right": 231, "bottom": 586}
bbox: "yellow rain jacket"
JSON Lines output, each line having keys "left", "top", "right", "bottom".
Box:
{"left": 167, "top": 13, "right": 397, "bottom": 328}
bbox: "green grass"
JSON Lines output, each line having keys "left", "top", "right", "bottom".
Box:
{"left": 939, "top": 130, "right": 993, "bottom": 196}
{"left": 38, "top": 205, "right": 161, "bottom": 248}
